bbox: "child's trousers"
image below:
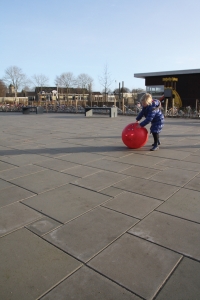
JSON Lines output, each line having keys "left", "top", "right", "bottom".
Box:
{"left": 152, "top": 132, "right": 160, "bottom": 145}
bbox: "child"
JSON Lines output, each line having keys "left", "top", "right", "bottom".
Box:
{"left": 136, "top": 93, "right": 164, "bottom": 151}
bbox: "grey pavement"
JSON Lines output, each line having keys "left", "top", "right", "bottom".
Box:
{"left": 0, "top": 112, "right": 200, "bottom": 300}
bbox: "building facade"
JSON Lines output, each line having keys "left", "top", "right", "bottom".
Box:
{"left": 134, "top": 69, "right": 200, "bottom": 108}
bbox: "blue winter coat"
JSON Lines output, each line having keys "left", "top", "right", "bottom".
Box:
{"left": 136, "top": 99, "right": 164, "bottom": 133}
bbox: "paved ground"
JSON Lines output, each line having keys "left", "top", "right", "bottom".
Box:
{"left": 0, "top": 112, "right": 200, "bottom": 300}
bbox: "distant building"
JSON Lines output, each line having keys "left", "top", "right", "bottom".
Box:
{"left": 134, "top": 69, "right": 200, "bottom": 107}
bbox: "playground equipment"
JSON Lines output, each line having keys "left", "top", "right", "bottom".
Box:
{"left": 122, "top": 123, "right": 148, "bottom": 149}
{"left": 162, "top": 77, "right": 182, "bottom": 108}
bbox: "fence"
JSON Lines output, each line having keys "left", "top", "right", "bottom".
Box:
{"left": 0, "top": 102, "right": 200, "bottom": 118}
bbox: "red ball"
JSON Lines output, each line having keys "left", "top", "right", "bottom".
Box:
{"left": 122, "top": 123, "right": 148, "bottom": 149}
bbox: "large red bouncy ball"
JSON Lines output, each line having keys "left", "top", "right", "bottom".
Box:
{"left": 122, "top": 123, "right": 148, "bottom": 149}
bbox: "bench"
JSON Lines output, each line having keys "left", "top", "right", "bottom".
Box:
{"left": 22, "top": 106, "right": 44, "bottom": 114}
{"left": 85, "top": 107, "right": 118, "bottom": 118}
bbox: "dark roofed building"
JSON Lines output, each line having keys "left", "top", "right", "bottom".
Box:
{"left": 35, "top": 87, "right": 89, "bottom": 95}
{"left": 134, "top": 69, "right": 200, "bottom": 107}
{"left": 6, "top": 90, "right": 36, "bottom": 101}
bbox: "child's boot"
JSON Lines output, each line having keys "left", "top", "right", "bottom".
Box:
{"left": 150, "top": 145, "right": 159, "bottom": 151}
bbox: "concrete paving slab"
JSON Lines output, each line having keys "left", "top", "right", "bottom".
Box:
{"left": 33, "top": 158, "right": 79, "bottom": 172}
{"left": 150, "top": 136, "right": 185, "bottom": 146}
{"left": 31, "top": 148, "right": 71, "bottom": 158}
{"left": 177, "top": 138, "right": 200, "bottom": 143}
{"left": 73, "top": 170, "right": 127, "bottom": 192}
{"left": 129, "top": 211, "right": 200, "bottom": 260}
{"left": 28, "top": 137, "right": 62, "bottom": 145}
{"left": 0, "top": 164, "right": 45, "bottom": 180}
{"left": 23, "top": 184, "right": 112, "bottom": 223}
{"left": 40, "top": 266, "right": 140, "bottom": 300}
{"left": 156, "top": 188, "right": 200, "bottom": 223}
{"left": 88, "top": 234, "right": 181, "bottom": 300}
{"left": 0, "top": 178, "right": 13, "bottom": 190}
{"left": 101, "top": 148, "right": 143, "bottom": 158}
{"left": 155, "top": 257, "right": 200, "bottom": 300}
{"left": 0, "top": 153, "right": 50, "bottom": 167}
{"left": 54, "top": 134, "right": 92, "bottom": 142}
{"left": 102, "top": 191, "right": 163, "bottom": 219}
{"left": 68, "top": 138, "right": 113, "bottom": 147}
{"left": 0, "top": 140, "right": 23, "bottom": 147}
{"left": 0, "top": 148, "right": 25, "bottom": 156}
{"left": 156, "top": 158, "right": 200, "bottom": 171}
{"left": 171, "top": 140, "right": 200, "bottom": 153}
{"left": 62, "top": 165, "right": 102, "bottom": 177}
{"left": 41, "top": 144, "right": 90, "bottom": 156}
{"left": 116, "top": 153, "right": 166, "bottom": 168}
{"left": 120, "top": 165, "right": 163, "bottom": 178}
{"left": 0, "top": 202, "right": 42, "bottom": 237}
{"left": 184, "top": 177, "right": 200, "bottom": 192}
{"left": 183, "top": 154, "right": 200, "bottom": 164}
{"left": 150, "top": 167, "right": 198, "bottom": 187}
{"left": 84, "top": 158, "right": 131, "bottom": 172}
{"left": 1, "top": 114, "right": 200, "bottom": 299}
{"left": 58, "top": 152, "right": 104, "bottom": 164}
{"left": 0, "top": 161, "right": 16, "bottom": 172}
{"left": 26, "top": 216, "right": 62, "bottom": 236}
{"left": 0, "top": 145, "right": 17, "bottom": 156}
{"left": 113, "top": 176, "right": 179, "bottom": 201}
{"left": 8, "top": 142, "right": 45, "bottom": 152}
{"left": 0, "top": 228, "right": 81, "bottom": 300}
{"left": 0, "top": 185, "right": 35, "bottom": 208}
{"left": 194, "top": 149, "right": 200, "bottom": 156}
{"left": 44, "top": 206, "right": 138, "bottom": 262}
{"left": 37, "top": 141, "right": 79, "bottom": 149}
{"left": 146, "top": 148, "right": 192, "bottom": 159}
{"left": 9, "top": 170, "right": 76, "bottom": 194}
{"left": 100, "top": 186, "right": 125, "bottom": 197}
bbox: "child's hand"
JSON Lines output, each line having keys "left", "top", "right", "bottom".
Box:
{"left": 137, "top": 123, "right": 141, "bottom": 128}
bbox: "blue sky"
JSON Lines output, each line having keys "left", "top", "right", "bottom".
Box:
{"left": 1, "top": 0, "right": 200, "bottom": 92}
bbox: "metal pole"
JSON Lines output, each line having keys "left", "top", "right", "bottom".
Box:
{"left": 165, "top": 98, "right": 168, "bottom": 116}
{"left": 122, "top": 81, "right": 124, "bottom": 103}
{"left": 119, "top": 83, "right": 121, "bottom": 109}
{"left": 172, "top": 98, "right": 174, "bottom": 116}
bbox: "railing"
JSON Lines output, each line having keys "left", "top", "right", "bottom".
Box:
{"left": 0, "top": 104, "right": 199, "bottom": 118}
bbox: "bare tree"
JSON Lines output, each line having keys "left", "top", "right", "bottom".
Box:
{"left": 22, "top": 85, "right": 33, "bottom": 92}
{"left": 114, "top": 87, "right": 130, "bottom": 94}
{"left": 3, "top": 66, "right": 28, "bottom": 98}
{"left": 56, "top": 72, "right": 75, "bottom": 88}
{"left": 76, "top": 73, "right": 93, "bottom": 89}
{"left": 32, "top": 74, "right": 49, "bottom": 91}
{"left": 54, "top": 75, "right": 62, "bottom": 94}
{"left": 76, "top": 73, "right": 93, "bottom": 101}
{"left": 99, "top": 65, "right": 113, "bottom": 102}
{"left": 88, "top": 82, "right": 93, "bottom": 105}
{"left": 55, "top": 72, "right": 75, "bottom": 99}
{"left": 0, "top": 80, "right": 7, "bottom": 96}
{"left": 132, "top": 88, "right": 145, "bottom": 93}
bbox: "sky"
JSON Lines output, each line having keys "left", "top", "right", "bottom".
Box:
{"left": 1, "top": 0, "right": 200, "bottom": 92}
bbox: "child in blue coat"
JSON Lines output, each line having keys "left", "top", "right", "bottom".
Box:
{"left": 136, "top": 93, "right": 164, "bottom": 151}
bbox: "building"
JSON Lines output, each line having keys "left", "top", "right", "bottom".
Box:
{"left": 3, "top": 86, "right": 135, "bottom": 107}
{"left": 134, "top": 69, "right": 200, "bottom": 108}
{"left": 6, "top": 84, "right": 36, "bottom": 101}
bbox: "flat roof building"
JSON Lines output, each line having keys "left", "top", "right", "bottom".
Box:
{"left": 134, "top": 69, "right": 200, "bottom": 108}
